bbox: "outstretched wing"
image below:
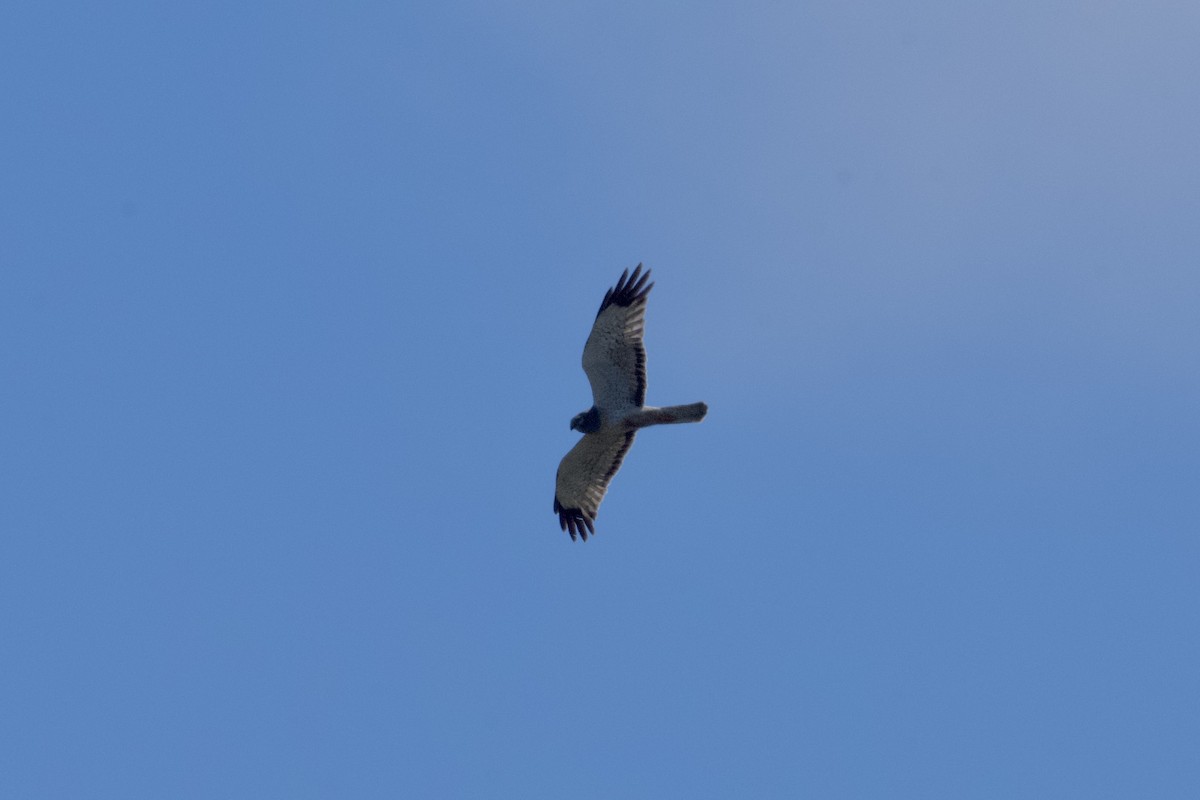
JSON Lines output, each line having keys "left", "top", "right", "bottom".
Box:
{"left": 553, "top": 429, "right": 637, "bottom": 541}
{"left": 582, "top": 264, "right": 654, "bottom": 410}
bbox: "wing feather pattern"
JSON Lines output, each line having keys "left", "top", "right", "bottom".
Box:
{"left": 553, "top": 430, "right": 636, "bottom": 541}
{"left": 582, "top": 264, "right": 654, "bottom": 409}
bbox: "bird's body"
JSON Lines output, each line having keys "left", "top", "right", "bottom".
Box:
{"left": 553, "top": 265, "right": 707, "bottom": 540}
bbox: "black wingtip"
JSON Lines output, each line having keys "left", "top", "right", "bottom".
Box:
{"left": 596, "top": 263, "right": 654, "bottom": 317}
{"left": 554, "top": 497, "right": 595, "bottom": 542}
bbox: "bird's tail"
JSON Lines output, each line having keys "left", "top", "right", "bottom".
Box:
{"left": 629, "top": 402, "right": 708, "bottom": 428}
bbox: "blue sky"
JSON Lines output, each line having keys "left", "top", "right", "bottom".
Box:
{"left": 3, "top": 2, "right": 1198, "bottom": 797}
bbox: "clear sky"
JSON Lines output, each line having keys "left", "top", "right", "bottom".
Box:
{"left": 3, "top": 2, "right": 1198, "bottom": 798}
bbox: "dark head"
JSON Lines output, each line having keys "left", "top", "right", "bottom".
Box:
{"left": 570, "top": 406, "right": 602, "bottom": 434}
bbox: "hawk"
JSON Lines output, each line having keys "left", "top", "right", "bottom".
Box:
{"left": 553, "top": 264, "right": 708, "bottom": 540}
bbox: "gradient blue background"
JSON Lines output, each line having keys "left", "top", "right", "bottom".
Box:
{"left": 3, "top": 2, "right": 1198, "bottom": 797}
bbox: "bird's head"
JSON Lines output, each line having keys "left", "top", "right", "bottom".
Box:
{"left": 570, "top": 406, "right": 601, "bottom": 434}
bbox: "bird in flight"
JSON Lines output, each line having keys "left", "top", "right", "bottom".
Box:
{"left": 553, "top": 264, "right": 708, "bottom": 540}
